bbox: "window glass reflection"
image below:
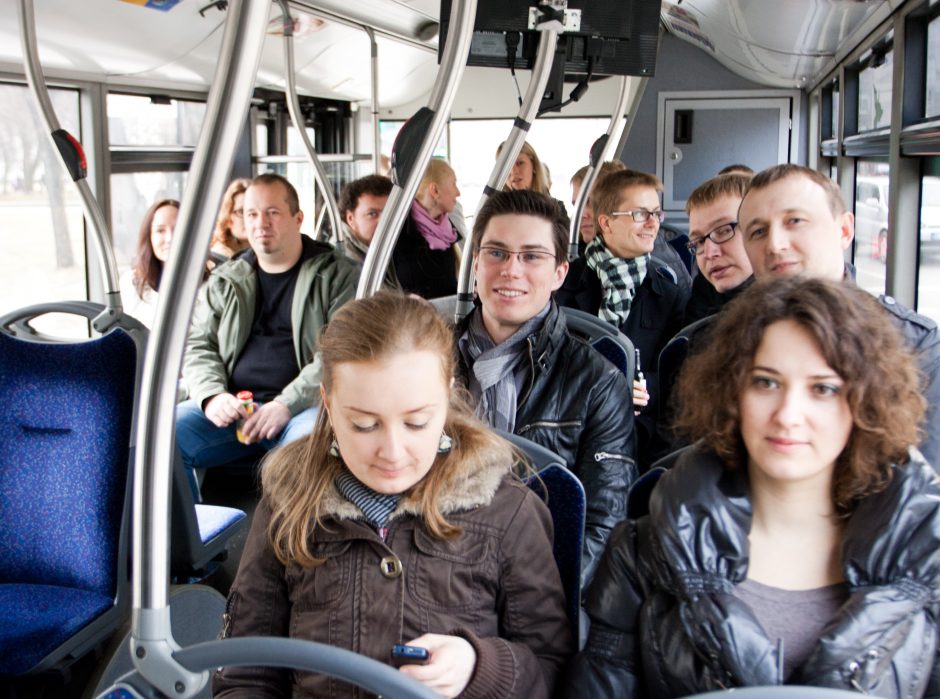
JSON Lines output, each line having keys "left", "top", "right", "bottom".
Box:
{"left": 927, "top": 16, "right": 940, "bottom": 118}
{"left": 918, "top": 174, "right": 940, "bottom": 322}
{"left": 858, "top": 51, "right": 893, "bottom": 132}
{"left": 853, "top": 159, "right": 890, "bottom": 296}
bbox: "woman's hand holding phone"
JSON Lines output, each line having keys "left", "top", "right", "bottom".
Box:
{"left": 396, "top": 633, "right": 476, "bottom": 698}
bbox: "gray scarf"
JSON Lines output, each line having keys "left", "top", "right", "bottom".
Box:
{"left": 585, "top": 236, "right": 650, "bottom": 326}
{"left": 458, "top": 304, "right": 549, "bottom": 432}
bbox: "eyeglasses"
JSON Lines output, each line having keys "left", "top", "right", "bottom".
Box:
{"left": 687, "top": 221, "right": 737, "bottom": 256}
{"left": 478, "top": 246, "right": 557, "bottom": 267}
{"left": 609, "top": 209, "right": 666, "bottom": 223}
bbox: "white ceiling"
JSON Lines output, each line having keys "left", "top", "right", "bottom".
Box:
{"left": 0, "top": 1, "right": 897, "bottom": 104}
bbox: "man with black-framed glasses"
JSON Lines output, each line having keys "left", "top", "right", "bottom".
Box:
{"left": 456, "top": 189, "right": 636, "bottom": 589}
{"left": 557, "top": 169, "right": 689, "bottom": 468}
{"left": 682, "top": 172, "right": 755, "bottom": 325}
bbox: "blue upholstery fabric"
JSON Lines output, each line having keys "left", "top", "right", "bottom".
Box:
{"left": 196, "top": 504, "right": 247, "bottom": 544}
{"left": 591, "top": 336, "right": 629, "bottom": 377}
{"left": 0, "top": 329, "right": 136, "bottom": 674}
{"left": 526, "top": 465, "right": 586, "bottom": 633}
{"left": 0, "top": 584, "right": 113, "bottom": 675}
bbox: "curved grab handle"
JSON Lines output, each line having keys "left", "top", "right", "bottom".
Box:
{"left": 0, "top": 301, "right": 145, "bottom": 341}
{"left": 172, "top": 637, "right": 441, "bottom": 699}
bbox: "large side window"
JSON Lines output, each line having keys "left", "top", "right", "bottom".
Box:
{"left": 449, "top": 117, "right": 610, "bottom": 224}
{"left": 926, "top": 14, "right": 940, "bottom": 119}
{"left": 858, "top": 47, "right": 893, "bottom": 132}
{"left": 108, "top": 93, "right": 204, "bottom": 278}
{"left": 918, "top": 161, "right": 940, "bottom": 323}
{"left": 0, "top": 82, "right": 86, "bottom": 337}
{"left": 853, "top": 159, "right": 890, "bottom": 296}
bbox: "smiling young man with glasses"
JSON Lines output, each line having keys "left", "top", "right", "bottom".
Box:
{"left": 456, "top": 189, "right": 636, "bottom": 588}
{"left": 557, "top": 169, "right": 689, "bottom": 467}
{"left": 682, "top": 172, "right": 754, "bottom": 325}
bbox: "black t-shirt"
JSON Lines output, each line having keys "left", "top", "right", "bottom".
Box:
{"left": 229, "top": 239, "right": 317, "bottom": 402}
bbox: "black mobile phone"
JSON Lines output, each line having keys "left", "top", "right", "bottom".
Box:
{"left": 390, "top": 644, "right": 430, "bottom": 666}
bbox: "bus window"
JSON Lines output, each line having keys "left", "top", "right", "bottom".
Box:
{"left": 926, "top": 15, "right": 940, "bottom": 119}
{"left": 854, "top": 159, "right": 889, "bottom": 296}
{"left": 858, "top": 48, "right": 893, "bottom": 132}
{"left": 107, "top": 94, "right": 202, "bottom": 278}
{"left": 0, "top": 83, "right": 87, "bottom": 338}
{"left": 918, "top": 171, "right": 940, "bottom": 323}
{"left": 110, "top": 172, "right": 186, "bottom": 274}
{"left": 107, "top": 93, "right": 204, "bottom": 147}
{"left": 449, "top": 117, "right": 609, "bottom": 221}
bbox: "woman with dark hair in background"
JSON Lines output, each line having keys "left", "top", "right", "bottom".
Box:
{"left": 119, "top": 198, "right": 179, "bottom": 328}
{"left": 566, "top": 277, "right": 940, "bottom": 697}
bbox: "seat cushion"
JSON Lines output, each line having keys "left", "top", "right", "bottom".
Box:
{"left": 0, "top": 583, "right": 113, "bottom": 675}
{"left": 196, "top": 504, "right": 246, "bottom": 544}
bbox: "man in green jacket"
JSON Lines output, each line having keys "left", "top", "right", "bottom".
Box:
{"left": 177, "top": 173, "right": 357, "bottom": 491}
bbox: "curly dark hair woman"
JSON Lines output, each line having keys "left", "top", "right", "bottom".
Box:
{"left": 565, "top": 277, "right": 940, "bottom": 698}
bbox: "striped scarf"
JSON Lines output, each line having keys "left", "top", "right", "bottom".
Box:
{"left": 334, "top": 468, "right": 401, "bottom": 530}
{"left": 585, "top": 236, "right": 650, "bottom": 326}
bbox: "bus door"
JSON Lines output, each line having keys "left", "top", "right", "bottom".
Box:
{"left": 657, "top": 92, "right": 798, "bottom": 216}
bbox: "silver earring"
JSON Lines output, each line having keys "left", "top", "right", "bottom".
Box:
{"left": 438, "top": 432, "right": 453, "bottom": 453}
{"left": 329, "top": 438, "right": 340, "bottom": 457}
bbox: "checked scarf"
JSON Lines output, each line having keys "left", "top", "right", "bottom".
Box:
{"left": 585, "top": 236, "right": 650, "bottom": 326}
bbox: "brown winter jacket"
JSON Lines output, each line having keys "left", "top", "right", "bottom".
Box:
{"left": 212, "top": 453, "right": 575, "bottom": 698}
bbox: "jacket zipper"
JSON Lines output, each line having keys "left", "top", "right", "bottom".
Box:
{"left": 594, "top": 451, "right": 635, "bottom": 463}
{"left": 518, "top": 420, "right": 581, "bottom": 435}
{"left": 220, "top": 592, "right": 237, "bottom": 639}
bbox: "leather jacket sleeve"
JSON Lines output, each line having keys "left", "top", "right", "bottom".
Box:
{"left": 577, "top": 367, "right": 637, "bottom": 589}
{"left": 880, "top": 296, "right": 940, "bottom": 470}
{"left": 456, "top": 487, "right": 575, "bottom": 699}
{"left": 213, "top": 502, "right": 292, "bottom": 698}
{"left": 562, "top": 519, "right": 647, "bottom": 698}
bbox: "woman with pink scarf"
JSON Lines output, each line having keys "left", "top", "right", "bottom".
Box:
{"left": 392, "top": 158, "right": 463, "bottom": 299}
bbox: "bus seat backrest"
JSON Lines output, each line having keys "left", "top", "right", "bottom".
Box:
{"left": 498, "top": 430, "right": 586, "bottom": 644}
{"left": 561, "top": 306, "right": 635, "bottom": 380}
{"left": 0, "top": 329, "right": 136, "bottom": 593}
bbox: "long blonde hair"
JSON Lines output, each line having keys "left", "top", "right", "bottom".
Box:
{"left": 262, "top": 292, "right": 515, "bottom": 567}
{"left": 496, "top": 140, "right": 551, "bottom": 195}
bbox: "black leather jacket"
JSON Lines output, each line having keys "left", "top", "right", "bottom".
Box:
{"left": 564, "top": 446, "right": 940, "bottom": 697}
{"left": 878, "top": 294, "right": 940, "bottom": 471}
{"left": 457, "top": 302, "right": 638, "bottom": 588}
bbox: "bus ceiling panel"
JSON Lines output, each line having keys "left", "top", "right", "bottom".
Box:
{"left": 661, "top": 0, "right": 889, "bottom": 89}
{"left": 289, "top": 0, "right": 439, "bottom": 49}
{"left": 255, "top": 21, "right": 439, "bottom": 107}
{"left": 0, "top": 0, "right": 231, "bottom": 89}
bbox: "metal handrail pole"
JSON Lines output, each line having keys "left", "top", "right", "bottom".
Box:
{"left": 567, "top": 75, "right": 636, "bottom": 261}
{"left": 367, "top": 27, "right": 382, "bottom": 175}
{"left": 356, "top": 0, "right": 477, "bottom": 298}
{"left": 17, "top": 0, "right": 122, "bottom": 323}
{"left": 276, "top": 0, "right": 343, "bottom": 243}
{"left": 454, "top": 18, "right": 561, "bottom": 321}
{"left": 128, "top": 0, "right": 269, "bottom": 696}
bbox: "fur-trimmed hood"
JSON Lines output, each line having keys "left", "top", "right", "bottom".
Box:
{"left": 316, "top": 446, "right": 513, "bottom": 523}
